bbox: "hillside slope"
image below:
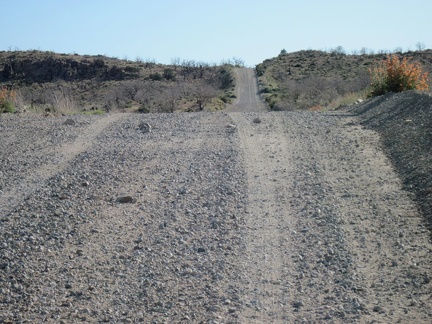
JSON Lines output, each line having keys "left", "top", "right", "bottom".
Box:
{"left": 0, "top": 50, "right": 236, "bottom": 113}
{"left": 256, "top": 49, "right": 432, "bottom": 110}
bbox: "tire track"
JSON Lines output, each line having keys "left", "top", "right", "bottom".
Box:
{"left": 229, "top": 112, "right": 294, "bottom": 322}
{"left": 0, "top": 113, "right": 127, "bottom": 216}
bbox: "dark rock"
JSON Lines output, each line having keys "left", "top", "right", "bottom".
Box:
{"left": 63, "top": 119, "right": 76, "bottom": 126}
{"left": 252, "top": 117, "right": 261, "bottom": 124}
{"left": 293, "top": 300, "right": 304, "bottom": 308}
{"left": 116, "top": 196, "right": 134, "bottom": 203}
{"left": 139, "top": 122, "right": 152, "bottom": 133}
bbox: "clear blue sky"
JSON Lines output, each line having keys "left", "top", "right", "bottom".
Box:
{"left": 1, "top": 0, "right": 431, "bottom": 66}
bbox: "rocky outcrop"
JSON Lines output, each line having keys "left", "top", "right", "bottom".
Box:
{"left": 0, "top": 54, "right": 137, "bottom": 83}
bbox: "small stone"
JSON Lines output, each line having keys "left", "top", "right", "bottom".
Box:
{"left": 116, "top": 196, "right": 134, "bottom": 203}
{"left": 293, "top": 300, "right": 304, "bottom": 308}
{"left": 139, "top": 122, "right": 152, "bottom": 133}
{"left": 197, "top": 247, "right": 206, "bottom": 253}
{"left": 61, "top": 301, "right": 72, "bottom": 307}
{"left": 63, "top": 119, "right": 76, "bottom": 126}
{"left": 373, "top": 305, "right": 384, "bottom": 313}
{"left": 252, "top": 117, "right": 261, "bottom": 124}
{"left": 179, "top": 187, "right": 188, "bottom": 195}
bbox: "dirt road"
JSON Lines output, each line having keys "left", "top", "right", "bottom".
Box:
{"left": 225, "top": 68, "right": 267, "bottom": 112}
{"left": 1, "top": 68, "right": 431, "bottom": 323}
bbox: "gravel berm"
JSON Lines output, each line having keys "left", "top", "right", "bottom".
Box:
{"left": 348, "top": 90, "right": 432, "bottom": 229}
{"left": 1, "top": 70, "right": 431, "bottom": 322}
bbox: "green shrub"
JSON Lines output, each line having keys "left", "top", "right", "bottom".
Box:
{"left": 218, "top": 67, "right": 234, "bottom": 90}
{"left": 138, "top": 104, "right": 150, "bottom": 113}
{"left": 219, "top": 92, "right": 234, "bottom": 104}
{"left": 255, "top": 64, "right": 265, "bottom": 77}
{"left": 163, "top": 68, "right": 176, "bottom": 81}
{"left": 0, "top": 88, "right": 16, "bottom": 113}
{"left": 82, "top": 109, "right": 105, "bottom": 115}
{"left": 149, "top": 72, "right": 162, "bottom": 81}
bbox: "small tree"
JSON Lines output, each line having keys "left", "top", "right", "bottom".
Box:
{"left": 415, "top": 41, "right": 426, "bottom": 51}
{"left": 231, "top": 57, "right": 245, "bottom": 67}
{"left": 191, "top": 83, "right": 218, "bottom": 111}
{"left": 330, "top": 46, "right": 346, "bottom": 56}
{"left": 217, "top": 67, "right": 234, "bottom": 90}
{"left": 368, "top": 54, "right": 429, "bottom": 96}
{"left": 149, "top": 72, "right": 162, "bottom": 81}
{"left": 171, "top": 57, "right": 181, "bottom": 70}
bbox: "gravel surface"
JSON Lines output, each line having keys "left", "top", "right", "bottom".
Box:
{"left": 1, "top": 71, "right": 431, "bottom": 323}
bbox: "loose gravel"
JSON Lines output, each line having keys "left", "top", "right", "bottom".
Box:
{"left": 1, "top": 90, "right": 431, "bottom": 323}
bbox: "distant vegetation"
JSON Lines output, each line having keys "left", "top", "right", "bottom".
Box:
{"left": 0, "top": 50, "right": 243, "bottom": 114}
{"left": 256, "top": 47, "right": 432, "bottom": 111}
{"left": 1, "top": 47, "right": 431, "bottom": 114}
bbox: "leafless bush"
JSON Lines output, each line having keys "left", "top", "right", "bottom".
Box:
{"left": 171, "top": 57, "right": 181, "bottom": 70}
{"left": 102, "top": 79, "right": 190, "bottom": 113}
{"left": 13, "top": 89, "right": 26, "bottom": 110}
{"left": 13, "top": 83, "right": 77, "bottom": 113}
{"left": 329, "top": 46, "right": 346, "bottom": 56}
{"left": 220, "top": 57, "right": 245, "bottom": 67}
{"left": 191, "top": 82, "right": 219, "bottom": 111}
{"left": 158, "top": 84, "right": 182, "bottom": 112}
{"left": 49, "top": 86, "right": 76, "bottom": 113}
{"left": 121, "top": 80, "right": 146, "bottom": 101}
{"left": 274, "top": 73, "right": 370, "bottom": 110}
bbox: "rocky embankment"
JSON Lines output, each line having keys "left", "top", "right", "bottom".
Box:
{"left": 349, "top": 90, "right": 432, "bottom": 229}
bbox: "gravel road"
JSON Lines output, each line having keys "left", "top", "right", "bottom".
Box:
{"left": 1, "top": 68, "right": 431, "bottom": 323}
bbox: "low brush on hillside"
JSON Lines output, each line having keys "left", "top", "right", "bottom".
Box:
{"left": 0, "top": 50, "right": 241, "bottom": 114}
{"left": 256, "top": 49, "right": 432, "bottom": 111}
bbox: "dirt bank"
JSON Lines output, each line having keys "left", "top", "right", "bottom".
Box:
{"left": 349, "top": 91, "right": 432, "bottom": 229}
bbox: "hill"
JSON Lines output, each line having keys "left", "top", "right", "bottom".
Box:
{"left": 256, "top": 49, "right": 432, "bottom": 110}
{"left": 0, "top": 50, "right": 237, "bottom": 113}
